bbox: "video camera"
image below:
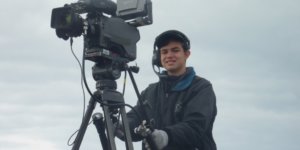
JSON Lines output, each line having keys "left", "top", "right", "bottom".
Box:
{"left": 50, "top": 1, "right": 154, "bottom": 149}
{"left": 51, "top": 0, "right": 152, "bottom": 63}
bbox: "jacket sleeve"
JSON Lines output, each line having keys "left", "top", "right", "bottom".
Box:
{"left": 164, "top": 83, "right": 217, "bottom": 149}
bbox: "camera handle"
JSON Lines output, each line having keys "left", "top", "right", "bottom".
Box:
{"left": 71, "top": 80, "right": 134, "bottom": 150}
{"left": 127, "top": 66, "right": 158, "bottom": 150}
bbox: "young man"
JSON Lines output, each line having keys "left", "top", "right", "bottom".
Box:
{"left": 125, "top": 30, "right": 217, "bottom": 150}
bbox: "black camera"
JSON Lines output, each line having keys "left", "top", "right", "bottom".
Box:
{"left": 51, "top": 0, "right": 152, "bottom": 62}
{"left": 51, "top": 1, "right": 155, "bottom": 149}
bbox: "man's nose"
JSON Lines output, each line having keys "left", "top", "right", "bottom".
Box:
{"left": 166, "top": 51, "right": 174, "bottom": 57}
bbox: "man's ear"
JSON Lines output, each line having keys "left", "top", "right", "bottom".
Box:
{"left": 185, "top": 50, "right": 191, "bottom": 59}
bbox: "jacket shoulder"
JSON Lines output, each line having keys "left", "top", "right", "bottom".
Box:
{"left": 192, "top": 76, "right": 213, "bottom": 90}
{"left": 140, "top": 82, "right": 159, "bottom": 98}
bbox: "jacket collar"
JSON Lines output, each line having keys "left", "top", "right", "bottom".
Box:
{"left": 160, "top": 67, "right": 196, "bottom": 91}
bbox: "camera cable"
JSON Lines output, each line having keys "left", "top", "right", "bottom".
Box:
{"left": 67, "top": 38, "right": 91, "bottom": 146}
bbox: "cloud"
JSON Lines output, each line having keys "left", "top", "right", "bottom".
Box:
{"left": 1, "top": 0, "right": 300, "bottom": 150}
{"left": 0, "top": 134, "right": 59, "bottom": 150}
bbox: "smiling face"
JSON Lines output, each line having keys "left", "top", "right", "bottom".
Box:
{"left": 160, "top": 41, "right": 190, "bottom": 76}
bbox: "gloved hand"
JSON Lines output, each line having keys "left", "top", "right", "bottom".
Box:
{"left": 150, "top": 129, "right": 169, "bottom": 150}
{"left": 134, "top": 120, "right": 152, "bottom": 137}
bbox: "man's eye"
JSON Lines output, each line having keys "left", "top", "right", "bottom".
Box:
{"left": 161, "top": 51, "right": 167, "bottom": 54}
{"left": 172, "top": 48, "right": 180, "bottom": 52}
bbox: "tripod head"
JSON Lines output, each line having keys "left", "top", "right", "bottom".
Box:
{"left": 91, "top": 57, "right": 122, "bottom": 90}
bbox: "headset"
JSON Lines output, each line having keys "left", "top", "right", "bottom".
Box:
{"left": 151, "top": 30, "right": 190, "bottom": 76}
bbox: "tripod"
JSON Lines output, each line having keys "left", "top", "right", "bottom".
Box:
{"left": 71, "top": 62, "right": 134, "bottom": 150}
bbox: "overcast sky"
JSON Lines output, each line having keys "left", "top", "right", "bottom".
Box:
{"left": 1, "top": 0, "right": 299, "bottom": 150}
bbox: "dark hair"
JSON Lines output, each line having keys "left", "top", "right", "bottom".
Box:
{"left": 155, "top": 30, "right": 190, "bottom": 51}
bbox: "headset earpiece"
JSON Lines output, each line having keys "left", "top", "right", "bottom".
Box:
{"left": 152, "top": 45, "right": 162, "bottom": 67}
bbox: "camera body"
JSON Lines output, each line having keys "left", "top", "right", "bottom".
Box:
{"left": 51, "top": 0, "right": 152, "bottom": 63}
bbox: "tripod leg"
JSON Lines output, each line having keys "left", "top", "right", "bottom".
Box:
{"left": 102, "top": 104, "right": 117, "bottom": 150}
{"left": 119, "top": 107, "right": 134, "bottom": 150}
{"left": 99, "top": 84, "right": 135, "bottom": 150}
{"left": 102, "top": 104, "right": 134, "bottom": 150}
{"left": 72, "top": 97, "right": 97, "bottom": 150}
{"left": 93, "top": 113, "right": 109, "bottom": 150}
